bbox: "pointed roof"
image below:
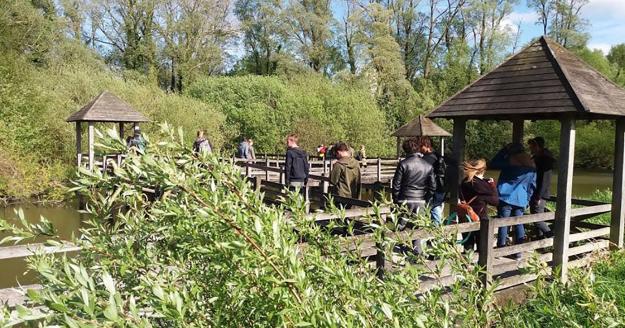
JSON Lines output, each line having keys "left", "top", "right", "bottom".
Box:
{"left": 428, "top": 36, "right": 625, "bottom": 120}
{"left": 66, "top": 91, "right": 149, "bottom": 123}
{"left": 392, "top": 115, "right": 452, "bottom": 137}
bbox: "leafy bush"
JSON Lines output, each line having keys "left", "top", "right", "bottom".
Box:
{"left": 187, "top": 74, "right": 394, "bottom": 157}
{"left": 0, "top": 126, "right": 498, "bottom": 326}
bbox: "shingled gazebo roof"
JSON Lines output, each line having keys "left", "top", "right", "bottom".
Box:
{"left": 392, "top": 115, "right": 451, "bottom": 137}
{"left": 66, "top": 91, "right": 149, "bottom": 123}
{"left": 428, "top": 36, "right": 625, "bottom": 120}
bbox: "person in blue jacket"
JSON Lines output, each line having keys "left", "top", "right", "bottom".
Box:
{"left": 489, "top": 143, "right": 537, "bottom": 254}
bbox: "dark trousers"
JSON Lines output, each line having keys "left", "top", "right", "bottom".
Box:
{"left": 530, "top": 198, "right": 553, "bottom": 237}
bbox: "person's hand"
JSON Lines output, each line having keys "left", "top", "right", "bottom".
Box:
{"left": 486, "top": 178, "right": 495, "bottom": 188}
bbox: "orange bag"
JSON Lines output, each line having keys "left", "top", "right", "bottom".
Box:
{"left": 457, "top": 196, "right": 480, "bottom": 222}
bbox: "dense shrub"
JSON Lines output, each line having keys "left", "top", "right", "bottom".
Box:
{"left": 0, "top": 127, "right": 497, "bottom": 326}
{"left": 187, "top": 74, "right": 394, "bottom": 157}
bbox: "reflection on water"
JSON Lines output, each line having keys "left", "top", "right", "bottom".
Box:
{"left": 0, "top": 204, "right": 82, "bottom": 289}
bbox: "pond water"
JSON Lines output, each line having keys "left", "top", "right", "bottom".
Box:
{"left": 0, "top": 169, "right": 613, "bottom": 289}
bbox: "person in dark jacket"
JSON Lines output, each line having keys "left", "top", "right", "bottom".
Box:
{"left": 419, "top": 137, "right": 447, "bottom": 226}
{"left": 489, "top": 143, "right": 537, "bottom": 256}
{"left": 460, "top": 159, "right": 499, "bottom": 251}
{"left": 392, "top": 137, "right": 436, "bottom": 220}
{"left": 528, "top": 137, "right": 555, "bottom": 238}
{"left": 330, "top": 142, "right": 361, "bottom": 199}
{"left": 285, "top": 134, "right": 309, "bottom": 189}
{"left": 237, "top": 138, "right": 249, "bottom": 159}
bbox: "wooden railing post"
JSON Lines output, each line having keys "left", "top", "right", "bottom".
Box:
{"left": 253, "top": 176, "right": 261, "bottom": 192}
{"left": 245, "top": 163, "right": 251, "bottom": 177}
{"left": 376, "top": 158, "right": 382, "bottom": 182}
{"left": 376, "top": 215, "right": 386, "bottom": 279}
{"left": 305, "top": 184, "right": 310, "bottom": 213}
{"left": 265, "top": 157, "right": 270, "bottom": 181}
{"left": 478, "top": 217, "right": 495, "bottom": 287}
{"left": 553, "top": 117, "right": 575, "bottom": 283}
{"left": 611, "top": 118, "right": 625, "bottom": 249}
{"left": 322, "top": 173, "right": 329, "bottom": 194}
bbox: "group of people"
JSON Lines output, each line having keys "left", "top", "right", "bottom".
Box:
{"left": 392, "top": 135, "right": 555, "bottom": 256}
{"left": 285, "top": 135, "right": 361, "bottom": 200}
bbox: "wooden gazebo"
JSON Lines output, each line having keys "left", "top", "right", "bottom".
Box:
{"left": 428, "top": 36, "right": 625, "bottom": 283}
{"left": 392, "top": 114, "right": 452, "bottom": 157}
{"left": 66, "top": 91, "right": 148, "bottom": 170}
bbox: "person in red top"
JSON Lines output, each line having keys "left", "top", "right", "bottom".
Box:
{"left": 460, "top": 159, "right": 499, "bottom": 251}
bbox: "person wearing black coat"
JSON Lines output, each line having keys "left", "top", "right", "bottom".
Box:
{"left": 284, "top": 134, "right": 309, "bottom": 188}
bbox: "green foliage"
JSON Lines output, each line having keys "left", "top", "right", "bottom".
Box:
{"left": 497, "top": 251, "right": 625, "bottom": 327}
{"left": 187, "top": 74, "right": 394, "bottom": 156}
{"left": 0, "top": 127, "right": 498, "bottom": 326}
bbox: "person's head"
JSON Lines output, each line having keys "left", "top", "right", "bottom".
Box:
{"left": 360, "top": 144, "right": 365, "bottom": 151}
{"left": 402, "top": 137, "right": 420, "bottom": 155}
{"left": 464, "top": 159, "right": 487, "bottom": 182}
{"left": 286, "top": 134, "right": 299, "bottom": 148}
{"left": 417, "top": 136, "right": 433, "bottom": 154}
{"left": 528, "top": 137, "right": 545, "bottom": 154}
{"left": 133, "top": 125, "right": 141, "bottom": 136}
{"left": 248, "top": 138, "right": 254, "bottom": 146}
{"left": 335, "top": 142, "right": 351, "bottom": 159}
{"left": 197, "top": 130, "right": 205, "bottom": 138}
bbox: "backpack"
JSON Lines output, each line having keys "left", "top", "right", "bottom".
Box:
{"left": 456, "top": 196, "right": 480, "bottom": 223}
{"left": 433, "top": 154, "right": 447, "bottom": 191}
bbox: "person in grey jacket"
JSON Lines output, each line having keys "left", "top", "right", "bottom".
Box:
{"left": 392, "top": 138, "right": 436, "bottom": 210}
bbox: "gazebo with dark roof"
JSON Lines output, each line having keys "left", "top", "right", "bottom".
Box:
{"left": 67, "top": 91, "right": 148, "bottom": 170}
{"left": 392, "top": 114, "right": 452, "bottom": 157}
{"left": 427, "top": 36, "right": 625, "bottom": 283}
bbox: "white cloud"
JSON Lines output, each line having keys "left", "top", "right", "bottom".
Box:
{"left": 588, "top": 42, "right": 613, "bottom": 54}
{"left": 584, "top": 0, "right": 625, "bottom": 20}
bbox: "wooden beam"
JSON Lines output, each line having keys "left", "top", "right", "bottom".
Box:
{"left": 478, "top": 217, "right": 495, "bottom": 287}
{"left": 512, "top": 119, "right": 524, "bottom": 144}
{"left": 449, "top": 118, "right": 466, "bottom": 209}
{"left": 88, "top": 122, "right": 95, "bottom": 171}
{"left": 118, "top": 122, "right": 125, "bottom": 139}
{"left": 611, "top": 118, "right": 625, "bottom": 249}
{"left": 553, "top": 117, "right": 575, "bottom": 283}
{"left": 75, "top": 122, "right": 82, "bottom": 167}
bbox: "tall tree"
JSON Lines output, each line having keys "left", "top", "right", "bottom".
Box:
{"left": 528, "top": 0, "right": 588, "bottom": 48}
{"left": 157, "top": 0, "right": 233, "bottom": 91}
{"left": 89, "top": 0, "right": 158, "bottom": 73}
{"left": 283, "top": 0, "right": 334, "bottom": 73}
{"left": 608, "top": 44, "right": 625, "bottom": 81}
{"left": 527, "top": 0, "right": 551, "bottom": 35}
{"left": 235, "top": 0, "right": 284, "bottom": 75}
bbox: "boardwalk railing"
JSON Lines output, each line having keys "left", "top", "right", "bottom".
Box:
{"left": 299, "top": 198, "right": 612, "bottom": 293}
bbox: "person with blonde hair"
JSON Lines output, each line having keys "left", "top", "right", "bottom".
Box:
{"left": 489, "top": 143, "right": 537, "bottom": 257}
{"left": 192, "top": 130, "right": 212, "bottom": 154}
{"left": 459, "top": 159, "right": 499, "bottom": 250}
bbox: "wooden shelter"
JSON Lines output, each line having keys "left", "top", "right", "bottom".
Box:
{"left": 66, "top": 91, "right": 148, "bottom": 170}
{"left": 392, "top": 114, "right": 452, "bottom": 157}
{"left": 428, "top": 36, "right": 625, "bottom": 283}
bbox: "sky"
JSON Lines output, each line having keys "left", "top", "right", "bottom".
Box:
{"left": 509, "top": 0, "right": 625, "bottom": 55}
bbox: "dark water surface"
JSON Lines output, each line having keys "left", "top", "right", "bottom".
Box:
{"left": 0, "top": 169, "right": 613, "bottom": 288}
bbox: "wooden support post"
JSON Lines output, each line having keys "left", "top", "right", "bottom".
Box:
{"left": 245, "top": 164, "right": 251, "bottom": 177}
{"left": 611, "top": 118, "right": 625, "bottom": 249}
{"left": 76, "top": 123, "right": 82, "bottom": 167}
{"left": 280, "top": 171, "right": 286, "bottom": 185}
{"left": 323, "top": 157, "right": 328, "bottom": 176}
{"left": 396, "top": 137, "right": 401, "bottom": 158}
{"left": 376, "top": 158, "right": 382, "bottom": 182}
{"left": 553, "top": 117, "right": 575, "bottom": 283}
{"left": 322, "top": 173, "right": 329, "bottom": 194}
{"left": 440, "top": 137, "right": 445, "bottom": 157}
{"left": 118, "top": 122, "right": 125, "bottom": 140}
{"left": 265, "top": 157, "right": 270, "bottom": 181}
{"left": 512, "top": 119, "right": 524, "bottom": 144}
{"left": 305, "top": 184, "right": 310, "bottom": 213}
{"left": 376, "top": 215, "right": 386, "bottom": 279}
{"left": 449, "top": 119, "right": 466, "bottom": 210}
{"left": 253, "top": 176, "right": 261, "bottom": 192}
{"left": 478, "top": 217, "right": 495, "bottom": 287}
{"left": 88, "top": 122, "right": 95, "bottom": 171}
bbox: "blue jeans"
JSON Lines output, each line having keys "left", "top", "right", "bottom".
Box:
{"left": 497, "top": 203, "right": 526, "bottom": 247}
{"left": 430, "top": 204, "right": 443, "bottom": 226}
